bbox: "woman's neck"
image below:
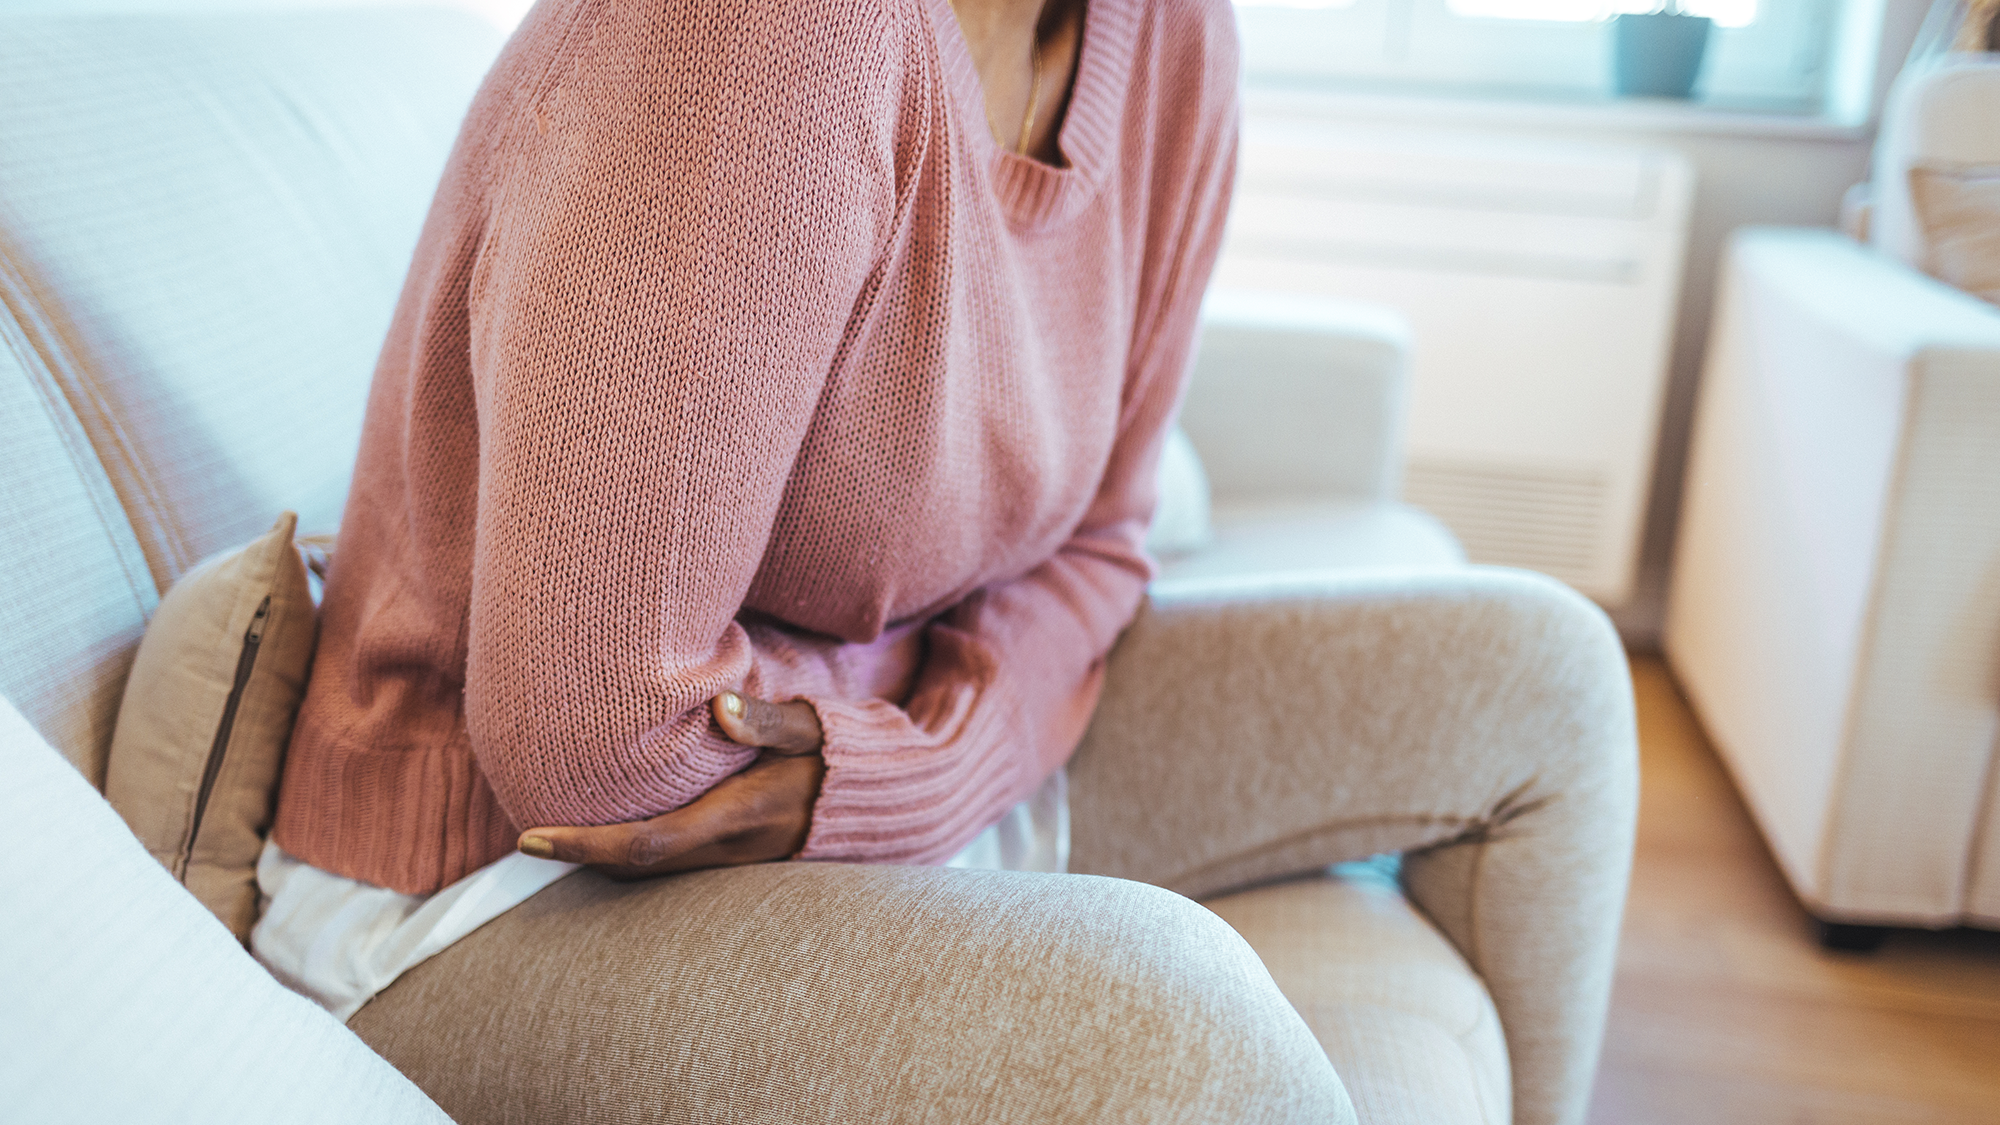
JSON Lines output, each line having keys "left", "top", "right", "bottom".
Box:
{"left": 947, "top": 0, "right": 1086, "bottom": 164}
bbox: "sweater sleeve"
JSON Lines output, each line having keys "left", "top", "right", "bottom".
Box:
{"left": 798, "top": 17, "right": 1243, "bottom": 864}
{"left": 461, "top": 0, "right": 915, "bottom": 830}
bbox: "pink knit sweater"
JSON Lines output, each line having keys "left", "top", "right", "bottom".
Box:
{"left": 272, "top": 0, "right": 1240, "bottom": 895}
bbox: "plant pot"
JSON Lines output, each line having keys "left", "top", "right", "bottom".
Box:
{"left": 1612, "top": 13, "right": 1714, "bottom": 99}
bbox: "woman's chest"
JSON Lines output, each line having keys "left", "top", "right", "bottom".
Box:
{"left": 743, "top": 190, "right": 1134, "bottom": 641}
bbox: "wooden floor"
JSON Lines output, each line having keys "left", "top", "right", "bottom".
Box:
{"left": 1586, "top": 658, "right": 2000, "bottom": 1124}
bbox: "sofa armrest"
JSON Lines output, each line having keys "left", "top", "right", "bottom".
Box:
{"left": 1070, "top": 567, "right": 1638, "bottom": 1125}
{"left": 1717, "top": 227, "right": 2000, "bottom": 356}
{"left": 1666, "top": 227, "right": 2000, "bottom": 923}
{"left": 1188, "top": 290, "right": 1411, "bottom": 507}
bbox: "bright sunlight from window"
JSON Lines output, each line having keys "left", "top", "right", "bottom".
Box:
{"left": 1236, "top": 0, "right": 1756, "bottom": 26}
{"left": 1443, "top": 0, "right": 1758, "bottom": 29}
{"left": 1228, "top": 0, "right": 1828, "bottom": 113}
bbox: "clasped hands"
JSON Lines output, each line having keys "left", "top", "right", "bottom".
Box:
{"left": 516, "top": 692, "right": 825, "bottom": 879}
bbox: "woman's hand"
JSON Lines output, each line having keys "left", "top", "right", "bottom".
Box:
{"left": 515, "top": 692, "right": 825, "bottom": 879}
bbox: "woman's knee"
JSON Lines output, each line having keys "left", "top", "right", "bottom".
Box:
{"left": 1018, "top": 876, "right": 1356, "bottom": 1124}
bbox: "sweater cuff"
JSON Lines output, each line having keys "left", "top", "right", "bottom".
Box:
{"left": 795, "top": 696, "right": 1018, "bottom": 865}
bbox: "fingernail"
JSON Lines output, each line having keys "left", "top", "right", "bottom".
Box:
{"left": 720, "top": 691, "right": 744, "bottom": 717}
{"left": 519, "top": 835, "right": 555, "bottom": 859}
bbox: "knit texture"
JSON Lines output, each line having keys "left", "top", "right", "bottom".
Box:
{"left": 272, "top": 0, "right": 1241, "bottom": 895}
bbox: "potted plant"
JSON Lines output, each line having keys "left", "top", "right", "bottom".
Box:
{"left": 1611, "top": 1, "right": 1714, "bottom": 99}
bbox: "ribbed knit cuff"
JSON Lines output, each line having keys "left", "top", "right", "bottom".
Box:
{"left": 796, "top": 695, "right": 1022, "bottom": 865}
{"left": 636, "top": 722, "right": 762, "bottom": 820}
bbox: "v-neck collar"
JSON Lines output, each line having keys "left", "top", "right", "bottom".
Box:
{"left": 922, "top": 0, "right": 1137, "bottom": 230}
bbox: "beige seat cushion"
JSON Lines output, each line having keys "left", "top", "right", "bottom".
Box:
{"left": 1159, "top": 499, "right": 1465, "bottom": 583}
{"left": 1207, "top": 869, "right": 1512, "bottom": 1125}
{"left": 106, "top": 513, "right": 318, "bottom": 941}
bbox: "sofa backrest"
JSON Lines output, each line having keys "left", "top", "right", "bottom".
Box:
{"left": 0, "top": 299, "right": 157, "bottom": 788}
{"left": 0, "top": 9, "right": 500, "bottom": 782}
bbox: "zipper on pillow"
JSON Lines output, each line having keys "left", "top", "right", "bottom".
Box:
{"left": 187, "top": 594, "right": 270, "bottom": 868}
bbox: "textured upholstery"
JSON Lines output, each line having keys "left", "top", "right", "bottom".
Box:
{"left": 0, "top": 11, "right": 499, "bottom": 591}
{"left": 0, "top": 284, "right": 156, "bottom": 787}
{"left": 0, "top": 695, "right": 449, "bottom": 1123}
{"left": 1667, "top": 227, "right": 2000, "bottom": 926}
{"left": 1072, "top": 568, "right": 1637, "bottom": 1125}
{"left": 1207, "top": 871, "right": 1511, "bottom": 1125}
{"left": 350, "top": 863, "right": 1355, "bottom": 1125}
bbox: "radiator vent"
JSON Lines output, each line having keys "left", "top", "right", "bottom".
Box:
{"left": 1213, "top": 122, "right": 1693, "bottom": 605}
{"left": 1404, "top": 459, "right": 1608, "bottom": 589}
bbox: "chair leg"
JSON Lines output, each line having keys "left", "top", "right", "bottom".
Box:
{"left": 1814, "top": 919, "right": 1891, "bottom": 954}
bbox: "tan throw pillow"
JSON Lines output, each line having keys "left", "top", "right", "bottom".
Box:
{"left": 106, "top": 512, "right": 319, "bottom": 942}
{"left": 1909, "top": 164, "right": 2000, "bottom": 307}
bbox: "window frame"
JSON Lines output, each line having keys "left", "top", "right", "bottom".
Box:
{"left": 1231, "top": 0, "right": 1840, "bottom": 113}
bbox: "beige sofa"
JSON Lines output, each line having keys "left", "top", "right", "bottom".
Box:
{"left": 0, "top": 9, "right": 1637, "bottom": 1124}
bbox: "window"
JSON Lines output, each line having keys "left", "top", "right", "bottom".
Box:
{"left": 1232, "top": 0, "right": 1837, "bottom": 113}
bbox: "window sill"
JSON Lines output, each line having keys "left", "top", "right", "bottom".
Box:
{"left": 1240, "top": 85, "right": 1873, "bottom": 142}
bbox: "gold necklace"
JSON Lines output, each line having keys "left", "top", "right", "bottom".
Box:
{"left": 1017, "top": 29, "right": 1042, "bottom": 156}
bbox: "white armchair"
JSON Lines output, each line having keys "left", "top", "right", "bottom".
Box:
{"left": 1665, "top": 47, "right": 2000, "bottom": 941}
{"left": 1170, "top": 290, "right": 1464, "bottom": 581}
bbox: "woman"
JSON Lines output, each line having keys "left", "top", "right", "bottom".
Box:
{"left": 256, "top": 0, "right": 1242, "bottom": 1015}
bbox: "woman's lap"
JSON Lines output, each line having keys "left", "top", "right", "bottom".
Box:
{"left": 349, "top": 861, "right": 1353, "bottom": 1124}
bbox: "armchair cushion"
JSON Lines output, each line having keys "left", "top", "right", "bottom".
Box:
{"left": 1160, "top": 498, "right": 1464, "bottom": 582}
{"left": 1207, "top": 870, "right": 1511, "bottom": 1125}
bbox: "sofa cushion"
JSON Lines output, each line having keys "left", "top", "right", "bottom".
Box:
{"left": 1157, "top": 498, "right": 1466, "bottom": 583}
{"left": 0, "top": 298, "right": 157, "bottom": 788}
{"left": 106, "top": 513, "right": 319, "bottom": 942}
{"left": 0, "top": 10, "right": 499, "bottom": 592}
{"left": 1206, "top": 868, "right": 1511, "bottom": 1125}
{"left": 0, "top": 692, "right": 450, "bottom": 1123}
